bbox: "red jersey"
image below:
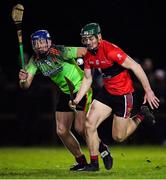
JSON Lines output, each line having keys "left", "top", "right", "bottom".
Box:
{"left": 84, "top": 40, "right": 134, "bottom": 95}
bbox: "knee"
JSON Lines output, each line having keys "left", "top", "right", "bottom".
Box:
{"left": 85, "top": 117, "right": 96, "bottom": 133}
{"left": 112, "top": 134, "right": 125, "bottom": 143}
{"left": 56, "top": 126, "right": 68, "bottom": 137}
{"left": 75, "top": 126, "right": 84, "bottom": 136}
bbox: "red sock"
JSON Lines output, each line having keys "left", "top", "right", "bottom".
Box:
{"left": 90, "top": 155, "right": 98, "bottom": 165}
{"left": 136, "top": 114, "right": 144, "bottom": 122}
{"left": 76, "top": 154, "right": 87, "bottom": 165}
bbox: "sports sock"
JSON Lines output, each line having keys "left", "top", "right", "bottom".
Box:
{"left": 76, "top": 154, "right": 87, "bottom": 165}
{"left": 90, "top": 155, "right": 99, "bottom": 165}
{"left": 132, "top": 114, "right": 144, "bottom": 125}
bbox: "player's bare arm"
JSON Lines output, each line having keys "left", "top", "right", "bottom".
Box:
{"left": 76, "top": 47, "right": 87, "bottom": 57}
{"left": 74, "top": 69, "right": 92, "bottom": 104}
{"left": 121, "top": 56, "right": 160, "bottom": 109}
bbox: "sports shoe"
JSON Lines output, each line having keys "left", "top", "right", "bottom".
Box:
{"left": 140, "top": 105, "right": 156, "bottom": 125}
{"left": 100, "top": 146, "right": 113, "bottom": 170}
{"left": 78, "top": 163, "right": 99, "bottom": 171}
{"left": 70, "top": 163, "right": 86, "bottom": 171}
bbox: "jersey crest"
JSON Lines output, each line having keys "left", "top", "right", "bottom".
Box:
{"left": 33, "top": 45, "right": 64, "bottom": 77}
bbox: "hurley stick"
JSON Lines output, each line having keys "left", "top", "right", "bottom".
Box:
{"left": 64, "top": 76, "right": 78, "bottom": 113}
{"left": 12, "top": 4, "right": 25, "bottom": 69}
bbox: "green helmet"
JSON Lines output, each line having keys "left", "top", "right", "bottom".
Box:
{"left": 80, "top": 23, "right": 101, "bottom": 37}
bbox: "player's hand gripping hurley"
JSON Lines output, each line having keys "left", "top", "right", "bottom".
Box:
{"left": 12, "top": 4, "right": 25, "bottom": 70}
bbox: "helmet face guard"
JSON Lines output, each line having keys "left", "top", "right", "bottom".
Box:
{"left": 31, "top": 30, "right": 51, "bottom": 54}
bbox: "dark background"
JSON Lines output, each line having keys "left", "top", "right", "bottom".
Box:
{"left": 0, "top": 0, "right": 166, "bottom": 146}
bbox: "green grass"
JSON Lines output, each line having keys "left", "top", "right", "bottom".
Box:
{"left": 0, "top": 145, "right": 165, "bottom": 179}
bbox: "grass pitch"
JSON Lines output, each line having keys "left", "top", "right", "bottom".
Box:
{"left": 0, "top": 145, "right": 165, "bottom": 179}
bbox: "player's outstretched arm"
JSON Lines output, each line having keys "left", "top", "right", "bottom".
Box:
{"left": 122, "top": 56, "right": 160, "bottom": 109}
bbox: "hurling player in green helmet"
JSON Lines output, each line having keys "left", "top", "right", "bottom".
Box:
{"left": 69, "top": 22, "right": 159, "bottom": 171}
{"left": 80, "top": 23, "right": 102, "bottom": 53}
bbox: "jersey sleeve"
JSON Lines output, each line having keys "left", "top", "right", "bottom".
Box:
{"left": 25, "top": 57, "right": 38, "bottom": 75}
{"left": 107, "top": 43, "right": 127, "bottom": 64}
{"left": 84, "top": 54, "right": 91, "bottom": 69}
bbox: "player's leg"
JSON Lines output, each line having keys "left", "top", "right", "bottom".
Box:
{"left": 56, "top": 111, "right": 88, "bottom": 170}
{"left": 112, "top": 114, "right": 135, "bottom": 142}
{"left": 56, "top": 111, "right": 82, "bottom": 156}
{"left": 99, "top": 140, "right": 113, "bottom": 170}
{"left": 133, "top": 105, "right": 156, "bottom": 125}
{"left": 112, "top": 93, "right": 155, "bottom": 142}
{"left": 79, "top": 99, "right": 112, "bottom": 171}
{"left": 70, "top": 110, "right": 88, "bottom": 170}
{"left": 69, "top": 95, "right": 92, "bottom": 170}
{"left": 74, "top": 92, "right": 94, "bottom": 139}
{"left": 55, "top": 91, "right": 87, "bottom": 170}
{"left": 124, "top": 105, "right": 156, "bottom": 138}
{"left": 74, "top": 94, "right": 87, "bottom": 138}
{"left": 74, "top": 108, "right": 113, "bottom": 171}
{"left": 80, "top": 88, "right": 115, "bottom": 171}
{"left": 111, "top": 93, "right": 137, "bottom": 142}
{"left": 112, "top": 110, "right": 155, "bottom": 142}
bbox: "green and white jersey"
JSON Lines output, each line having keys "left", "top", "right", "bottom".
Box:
{"left": 26, "top": 45, "right": 83, "bottom": 94}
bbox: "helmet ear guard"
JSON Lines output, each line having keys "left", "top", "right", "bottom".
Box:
{"left": 80, "top": 23, "right": 101, "bottom": 37}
